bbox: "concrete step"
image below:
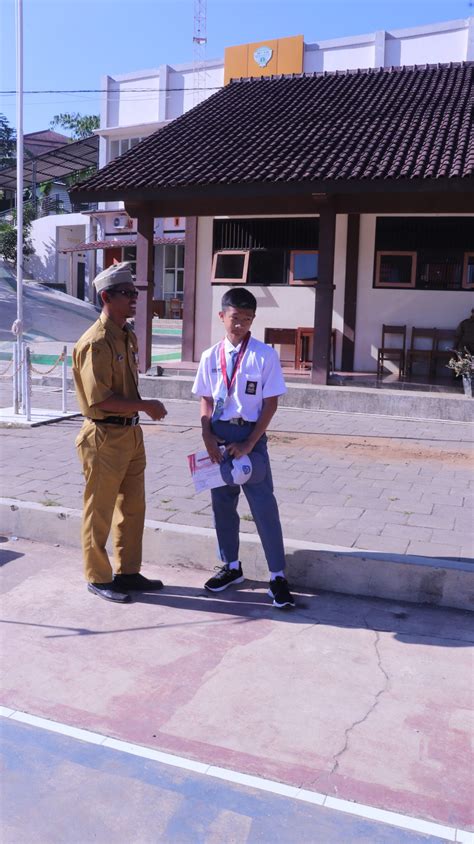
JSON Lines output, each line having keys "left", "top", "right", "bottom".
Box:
{"left": 139, "top": 374, "right": 472, "bottom": 422}
{"left": 30, "top": 372, "right": 473, "bottom": 421}
{"left": 2, "top": 498, "right": 472, "bottom": 612}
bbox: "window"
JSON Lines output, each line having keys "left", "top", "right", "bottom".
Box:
{"left": 375, "top": 252, "right": 416, "bottom": 288}
{"left": 211, "top": 251, "right": 249, "bottom": 284}
{"left": 289, "top": 251, "right": 318, "bottom": 285}
{"left": 248, "top": 250, "right": 286, "bottom": 285}
{"left": 417, "top": 251, "right": 462, "bottom": 290}
{"left": 374, "top": 217, "right": 474, "bottom": 291}
{"left": 463, "top": 253, "right": 474, "bottom": 290}
{"left": 109, "top": 137, "right": 144, "bottom": 162}
{"left": 123, "top": 246, "right": 136, "bottom": 278}
{"left": 163, "top": 244, "right": 185, "bottom": 299}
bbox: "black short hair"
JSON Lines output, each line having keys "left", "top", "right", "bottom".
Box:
{"left": 221, "top": 287, "right": 257, "bottom": 312}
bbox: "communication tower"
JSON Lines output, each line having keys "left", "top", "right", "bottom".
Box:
{"left": 193, "top": 0, "right": 207, "bottom": 106}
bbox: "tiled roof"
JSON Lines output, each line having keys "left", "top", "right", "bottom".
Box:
{"left": 74, "top": 63, "right": 473, "bottom": 195}
{"left": 60, "top": 236, "right": 185, "bottom": 253}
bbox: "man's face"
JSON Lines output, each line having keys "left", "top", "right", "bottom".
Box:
{"left": 219, "top": 306, "right": 255, "bottom": 341}
{"left": 102, "top": 283, "right": 138, "bottom": 322}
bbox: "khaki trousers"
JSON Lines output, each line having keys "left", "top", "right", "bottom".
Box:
{"left": 76, "top": 419, "right": 146, "bottom": 583}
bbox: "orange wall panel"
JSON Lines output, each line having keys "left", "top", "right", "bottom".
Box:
{"left": 224, "top": 34, "right": 304, "bottom": 83}
{"left": 224, "top": 44, "right": 249, "bottom": 85}
{"left": 277, "top": 34, "right": 304, "bottom": 75}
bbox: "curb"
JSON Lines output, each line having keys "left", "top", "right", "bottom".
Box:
{"left": 28, "top": 374, "right": 473, "bottom": 422}
{"left": 2, "top": 498, "right": 472, "bottom": 612}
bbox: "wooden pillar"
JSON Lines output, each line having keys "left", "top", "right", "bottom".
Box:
{"left": 311, "top": 203, "right": 336, "bottom": 384}
{"left": 135, "top": 208, "right": 154, "bottom": 373}
{"left": 182, "top": 216, "right": 198, "bottom": 362}
{"left": 341, "top": 213, "right": 360, "bottom": 372}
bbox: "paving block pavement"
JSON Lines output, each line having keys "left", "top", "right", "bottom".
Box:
{"left": 0, "top": 537, "right": 473, "bottom": 835}
{"left": 0, "top": 385, "right": 473, "bottom": 564}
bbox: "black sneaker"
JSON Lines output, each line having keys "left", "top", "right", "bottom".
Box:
{"left": 114, "top": 573, "right": 164, "bottom": 592}
{"left": 268, "top": 577, "right": 295, "bottom": 608}
{"left": 204, "top": 564, "right": 244, "bottom": 592}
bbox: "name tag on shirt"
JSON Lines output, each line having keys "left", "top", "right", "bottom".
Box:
{"left": 245, "top": 380, "right": 258, "bottom": 395}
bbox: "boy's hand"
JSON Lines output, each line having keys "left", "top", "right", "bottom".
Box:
{"left": 226, "top": 440, "right": 253, "bottom": 459}
{"left": 203, "top": 432, "right": 224, "bottom": 463}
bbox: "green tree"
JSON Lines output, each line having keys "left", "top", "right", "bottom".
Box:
{"left": 0, "top": 113, "right": 16, "bottom": 168}
{"left": 50, "top": 112, "right": 100, "bottom": 140}
{"left": 0, "top": 205, "right": 34, "bottom": 265}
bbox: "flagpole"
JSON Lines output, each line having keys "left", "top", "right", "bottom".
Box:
{"left": 15, "top": 0, "right": 24, "bottom": 412}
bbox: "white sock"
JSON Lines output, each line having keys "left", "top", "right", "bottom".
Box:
{"left": 228, "top": 560, "right": 241, "bottom": 570}
{"left": 270, "top": 570, "right": 285, "bottom": 581}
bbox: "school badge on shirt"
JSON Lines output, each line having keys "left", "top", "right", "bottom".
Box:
{"left": 245, "top": 380, "right": 257, "bottom": 395}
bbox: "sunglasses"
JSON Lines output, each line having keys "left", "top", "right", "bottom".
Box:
{"left": 110, "top": 288, "right": 139, "bottom": 299}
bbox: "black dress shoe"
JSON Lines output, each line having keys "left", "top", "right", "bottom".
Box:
{"left": 87, "top": 582, "right": 131, "bottom": 603}
{"left": 114, "top": 572, "right": 164, "bottom": 592}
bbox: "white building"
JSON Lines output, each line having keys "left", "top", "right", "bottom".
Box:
{"left": 31, "top": 17, "right": 474, "bottom": 353}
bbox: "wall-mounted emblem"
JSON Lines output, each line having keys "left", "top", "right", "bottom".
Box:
{"left": 253, "top": 46, "right": 273, "bottom": 68}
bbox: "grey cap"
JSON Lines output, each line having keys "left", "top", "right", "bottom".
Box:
{"left": 93, "top": 262, "right": 133, "bottom": 294}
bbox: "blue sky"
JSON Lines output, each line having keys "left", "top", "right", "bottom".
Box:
{"left": 0, "top": 0, "right": 471, "bottom": 134}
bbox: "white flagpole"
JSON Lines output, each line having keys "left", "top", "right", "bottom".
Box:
{"left": 15, "top": 0, "right": 24, "bottom": 412}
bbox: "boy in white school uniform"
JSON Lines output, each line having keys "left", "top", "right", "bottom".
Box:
{"left": 192, "top": 287, "right": 295, "bottom": 608}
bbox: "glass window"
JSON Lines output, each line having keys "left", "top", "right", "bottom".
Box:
{"left": 417, "top": 252, "right": 462, "bottom": 290}
{"left": 163, "top": 244, "right": 186, "bottom": 299}
{"left": 463, "top": 253, "right": 474, "bottom": 290}
{"left": 123, "top": 246, "right": 136, "bottom": 278}
{"left": 375, "top": 252, "right": 416, "bottom": 288}
{"left": 248, "top": 250, "right": 286, "bottom": 285}
{"left": 110, "top": 140, "right": 120, "bottom": 161}
{"left": 290, "top": 251, "right": 318, "bottom": 285}
{"left": 211, "top": 251, "right": 249, "bottom": 284}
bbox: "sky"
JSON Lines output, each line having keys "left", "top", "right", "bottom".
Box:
{"left": 0, "top": 0, "right": 472, "bottom": 135}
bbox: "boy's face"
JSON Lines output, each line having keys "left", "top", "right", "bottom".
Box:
{"left": 219, "top": 306, "right": 255, "bottom": 342}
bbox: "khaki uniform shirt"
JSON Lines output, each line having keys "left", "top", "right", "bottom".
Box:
{"left": 72, "top": 314, "right": 141, "bottom": 420}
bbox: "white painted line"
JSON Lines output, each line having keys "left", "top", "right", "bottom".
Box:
{"left": 102, "top": 738, "right": 209, "bottom": 774}
{"left": 207, "top": 766, "right": 300, "bottom": 798}
{"left": 293, "top": 788, "right": 326, "bottom": 806}
{"left": 324, "top": 796, "right": 457, "bottom": 840}
{"left": 456, "top": 831, "right": 474, "bottom": 844}
{"left": 0, "top": 706, "right": 15, "bottom": 718}
{"left": 10, "top": 711, "right": 106, "bottom": 746}
{"left": 1, "top": 707, "right": 469, "bottom": 842}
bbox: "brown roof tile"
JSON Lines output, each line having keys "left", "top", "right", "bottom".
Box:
{"left": 73, "top": 62, "right": 473, "bottom": 196}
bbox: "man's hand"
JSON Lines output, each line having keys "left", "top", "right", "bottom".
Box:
{"left": 203, "top": 431, "right": 224, "bottom": 463}
{"left": 226, "top": 440, "right": 253, "bottom": 459}
{"left": 143, "top": 399, "right": 167, "bottom": 421}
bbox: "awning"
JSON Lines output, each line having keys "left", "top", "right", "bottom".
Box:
{"left": 60, "top": 235, "right": 185, "bottom": 253}
{"left": 0, "top": 134, "right": 99, "bottom": 191}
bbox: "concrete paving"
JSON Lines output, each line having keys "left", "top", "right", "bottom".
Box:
{"left": 1, "top": 718, "right": 454, "bottom": 843}
{"left": 1, "top": 537, "right": 473, "bottom": 836}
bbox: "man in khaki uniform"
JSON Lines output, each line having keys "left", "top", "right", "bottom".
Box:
{"left": 73, "top": 262, "right": 167, "bottom": 603}
{"left": 455, "top": 308, "right": 474, "bottom": 354}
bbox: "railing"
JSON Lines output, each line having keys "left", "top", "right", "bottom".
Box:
{"left": 0, "top": 197, "right": 98, "bottom": 223}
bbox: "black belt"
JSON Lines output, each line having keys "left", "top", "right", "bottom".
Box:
{"left": 89, "top": 415, "right": 140, "bottom": 427}
{"left": 225, "top": 417, "right": 251, "bottom": 427}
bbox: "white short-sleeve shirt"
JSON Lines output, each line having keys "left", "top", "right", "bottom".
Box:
{"left": 192, "top": 335, "right": 287, "bottom": 422}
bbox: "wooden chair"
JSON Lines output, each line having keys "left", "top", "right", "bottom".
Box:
{"left": 294, "top": 328, "right": 336, "bottom": 372}
{"left": 406, "top": 328, "right": 437, "bottom": 378}
{"left": 152, "top": 299, "right": 166, "bottom": 318}
{"left": 377, "top": 325, "right": 407, "bottom": 379}
{"left": 431, "top": 329, "right": 457, "bottom": 377}
{"left": 264, "top": 328, "right": 296, "bottom": 366}
{"left": 169, "top": 298, "right": 183, "bottom": 319}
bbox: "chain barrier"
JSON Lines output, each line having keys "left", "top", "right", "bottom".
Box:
{"left": 29, "top": 350, "right": 66, "bottom": 376}
{"left": 0, "top": 355, "right": 24, "bottom": 378}
{"left": 3, "top": 342, "right": 69, "bottom": 417}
